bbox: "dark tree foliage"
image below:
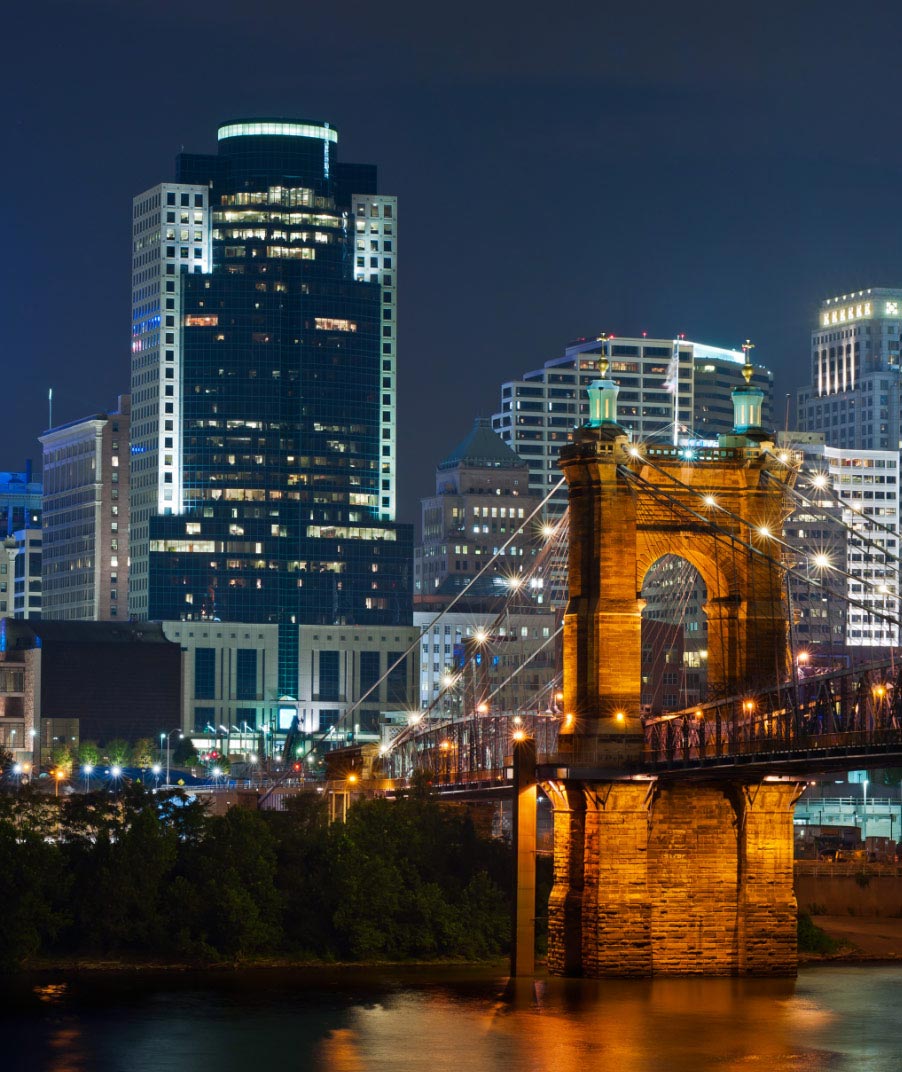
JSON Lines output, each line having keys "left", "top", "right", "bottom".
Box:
{"left": 0, "top": 785, "right": 512, "bottom": 969}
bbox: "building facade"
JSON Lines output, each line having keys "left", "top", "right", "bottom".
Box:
{"left": 3, "top": 529, "right": 42, "bottom": 620}
{"left": 414, "top": 418, "right": 545, "bottom": 607}
{"left": 492, "top": 335, "right": 773, "bottom": 515}
{"left": 798, "top": 287, "right": 902, "bottom": 452}
{"left": 0, "top": 619, "right": 182, "bottom": 763}
{"left": 778, "top": 433, "right": 900, "bottom": 649}
{"left": 413, "top": 608, "right": 558, "bottom": 713}
{"left": 0, "top": 466, "right": 41, "bottom": 619}
{"left": 162, "top": 620, "right": 419, "bottom": 748}
{"left": 40, "top": 397, "right": 130, "bottom": 621}
{"left": 132, "top": 119, "right": 411, "bottom": 695}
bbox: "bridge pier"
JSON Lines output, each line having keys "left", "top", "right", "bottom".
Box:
{"left": 546, "top": 778, "right": 803, "bottom": 976}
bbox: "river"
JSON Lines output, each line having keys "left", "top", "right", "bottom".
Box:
{"left": 2, "top": 964, "right": 899, "bottom": 1072}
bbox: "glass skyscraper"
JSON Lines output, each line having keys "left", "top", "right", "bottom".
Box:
{"left": 132, "top": 119, "right": 410, "bottom": 694}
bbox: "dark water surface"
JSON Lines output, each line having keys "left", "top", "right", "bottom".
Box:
{"left": 1, "top": 964, "right": 899, "bottom": 1072}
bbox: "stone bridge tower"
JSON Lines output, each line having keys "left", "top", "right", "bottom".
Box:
{"left": 544, "top": 348, "right": 805, "bottom": 977}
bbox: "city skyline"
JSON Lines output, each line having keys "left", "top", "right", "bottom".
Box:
{"left": 8, "top": 3, "right": 902, "bottom": 524}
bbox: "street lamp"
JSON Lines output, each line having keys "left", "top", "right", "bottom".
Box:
{"left": 151, "top": 763, "right": 161, "bottom": 788}
{"left": 82, "top": 763, "right": 93, "bottom": 793}
{"left": 160, "top": 728, "right": 182, "bottom": 787}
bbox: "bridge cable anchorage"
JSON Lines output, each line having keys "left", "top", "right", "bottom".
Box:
{"left": 620, "top": 458, "right": 902, "bottom": 634}
{"left": 257, "top": 477, "right": 568, "bottom": 806}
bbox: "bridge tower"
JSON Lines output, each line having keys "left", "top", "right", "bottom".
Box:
{"left": 546, "top": 347, "right": 804, "bottom": 976}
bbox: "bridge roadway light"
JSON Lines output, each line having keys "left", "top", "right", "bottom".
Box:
{"left": 812, "top": 553, "right": 831, "bottom": 570}
{"left": 513, "top": 729, "right": 527, "bottom": 742}
{"left": 541, "top": 524, "right": 555, "bottom": 539}
{"left": 614, "top": 711, "right": 625, "bottom": 723}
{"left": 703, "top": 495, "right": 717, "bottom": 508}
{"left": 477, "top": 702, "right": 489, "bottom": 715}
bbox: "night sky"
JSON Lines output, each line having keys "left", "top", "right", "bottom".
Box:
{"left": 5, "top": 1, "right": 902, "bottom": 525}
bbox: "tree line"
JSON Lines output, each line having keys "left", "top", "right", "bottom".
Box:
{"left": 0, "top": 783, "right": 512, "bottom": 970}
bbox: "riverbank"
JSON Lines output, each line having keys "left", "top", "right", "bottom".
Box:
{"left": 800, "top": 914, "right": 902, "bottom": 961}
{"left": 14, "top": 954, "right": 511, "bottom": 975}
{"left": 17, "top": 917, "right": 902, "bottom": 974}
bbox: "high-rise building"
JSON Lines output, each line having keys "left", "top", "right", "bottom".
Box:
{"left": 0, "top": 465, "right": 41, "bottom": 619}
{"left": 413, "top": 418, "right": 556, "bottom": 710}
{"left": 0, "top": 466, "right": 41, "bottom": 537}
{"left": 3, "top": 529, "right": 42, "bottom": 620}
{"left": 39, "top": 397, "right": 130, "bottom": 621}
{"left": 414, "top": 418, "right": 545, "bottom": 607}
{"left": 778, "top": 432, "right": 899, "bottom": 649}
{"left": 798, "top": 287, "right": 902, "bottom": 451}
{"left": 492, "top": 335, "right": 773, "bottom": 515}
{"left": 133, "top": 119, "right": 411, "bottom": 696}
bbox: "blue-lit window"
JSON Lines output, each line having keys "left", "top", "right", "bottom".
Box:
{"left": 235, "top": 648, "right": 257, "bottom": 700}
{"left": 194, "top": 648, "right": 215, "bottom": 699}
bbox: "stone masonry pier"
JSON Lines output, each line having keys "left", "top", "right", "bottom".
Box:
{"left": 545, "top": 778, "right": 803, "bottom": 976}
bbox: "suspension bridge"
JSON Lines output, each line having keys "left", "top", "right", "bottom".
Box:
{"left": 275, "top": 347, "right": 902, "bottom": 978}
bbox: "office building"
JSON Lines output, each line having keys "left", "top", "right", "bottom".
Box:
{"left": 131, "top": 119, "right": 411, "bottom": 697}
{"left": 778, "top": 433, "right": 899, "bottom": 649}
{"left": 3, "top": 529, "right": 42, "bottom": 620}
{"left": 0, "top": 619, "right": 182, "bottom": 762}
{"left": 798, "top": 288, "right": 902, "bottom": 451}
{"left": 414, "top": 609, "right": 558, "bottom": 712}
{"left": 0, "top": 465, "right": 41, "bottom": 537}
{"left": 414, "top": 418, "right": 545, "bottom": 607}
{"left": 162, "top": 620, "right": 419, "bottom": 746}
{"left": 492, "top": 335, "right": 773, "bottom": 514}
{"left": 413, "top": 418, "right": 556, "bottom": 711}
{"left": 40, "top": 397, "right": 130, "bottom": 621}
{"left": 0, "top": 466, "right": 42, "bottom": 620}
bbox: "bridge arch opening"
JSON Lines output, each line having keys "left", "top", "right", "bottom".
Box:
{"left": 640, "top": 554, "right": 708, "bottom": 715}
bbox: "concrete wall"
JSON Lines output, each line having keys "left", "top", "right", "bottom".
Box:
{"left": 796, "top": 868, "right": 902, "bottom": 917}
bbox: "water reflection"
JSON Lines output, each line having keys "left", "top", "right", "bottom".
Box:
{"left": 3, "top": 966, "right": 900, "bottom": 1072}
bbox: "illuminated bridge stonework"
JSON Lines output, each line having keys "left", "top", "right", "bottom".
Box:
{"left": 547, "top": 413, "right": 803, "bottom": 976}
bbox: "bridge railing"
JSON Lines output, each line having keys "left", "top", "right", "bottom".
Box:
{"left": 380, "top": 713, "right": 559, "bottom": 785}
{"left": 643, "top": 660, "right": 902, "bottom": 768}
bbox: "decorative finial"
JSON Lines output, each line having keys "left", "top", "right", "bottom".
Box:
{"left": 741, "top": 339, "right": 755, "bottom": 384}
{"left": 597, "top": 332, "right": 610, "bottom": 378}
